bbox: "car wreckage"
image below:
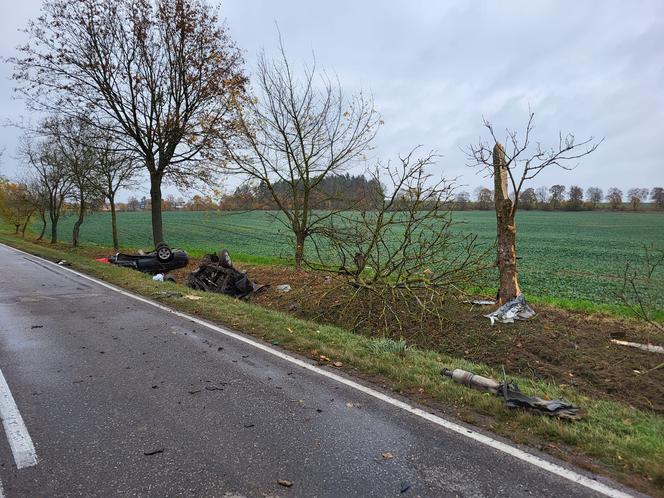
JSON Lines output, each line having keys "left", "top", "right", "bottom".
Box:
{"left": 186, "top": 250, "right": 265, "bottom": 298}
{"left": 108, "top": 243, "right": 189, "bottom": 274}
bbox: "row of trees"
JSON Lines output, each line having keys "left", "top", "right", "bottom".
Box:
{"left": 6, "top": 0, "right": 603, "bottom": 316}
{"left": 2, "top": 118, "right": 140, "bottom": 248}
{"left": 462, "top": 185, "right": 664, "bottom": 211}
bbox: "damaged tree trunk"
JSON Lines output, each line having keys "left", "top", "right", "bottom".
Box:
{"left": 493, "top": 143, "right": 520, "bottom": 304}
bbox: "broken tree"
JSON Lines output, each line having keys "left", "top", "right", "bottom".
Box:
{"left": 466, "top": 111, "right": 601, "bottom": 304}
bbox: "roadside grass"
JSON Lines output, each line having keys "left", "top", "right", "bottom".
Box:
{"left": 1, "top": 230, "right": 663, "bottom": 496}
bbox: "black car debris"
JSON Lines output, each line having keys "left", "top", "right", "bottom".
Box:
{"left": 187, "top": 249, "right": 265, "bottom": 298}
{"left": 108, "top": 243, "right": 189, "bottom": 274}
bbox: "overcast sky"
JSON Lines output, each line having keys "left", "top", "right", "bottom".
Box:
{"left": 1, "top": 0, "right": 663, "bottom": 200}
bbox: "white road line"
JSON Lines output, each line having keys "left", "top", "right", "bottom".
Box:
{"left": 1, "top": 243, "right": 633, "bottom": 498}
{"left": 0, "top": 368, "right": 37, "bottom": 469}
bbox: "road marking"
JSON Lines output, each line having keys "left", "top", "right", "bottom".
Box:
{"left": 1, "top": 243, "right": 633, "bottom": 498}
{"left": 0, "top": 368, "right": 38, "bottom": 469}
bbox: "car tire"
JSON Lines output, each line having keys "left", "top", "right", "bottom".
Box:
{"left": 156, "top": 243, "right": 174, "bottom": 263}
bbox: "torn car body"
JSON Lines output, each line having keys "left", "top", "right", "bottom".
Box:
{"left": 186, "top": 250, "right": 264, "bottom": 298}
{"left": 108, "top": 243, "right": 189, "bottom": 274}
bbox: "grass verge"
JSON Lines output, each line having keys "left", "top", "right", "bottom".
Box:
{"left": 2, "top": 231, "right": 663, "bottom": 496}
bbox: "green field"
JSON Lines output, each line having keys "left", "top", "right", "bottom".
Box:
{"left": 46, "top": 210, "right": 664, "bottom": 308}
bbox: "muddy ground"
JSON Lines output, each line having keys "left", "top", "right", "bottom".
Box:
{"left": 170, "top": 257, "right": 664, "bottom": 413}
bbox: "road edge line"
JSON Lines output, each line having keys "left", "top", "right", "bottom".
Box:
{"left": 1, "top": 242, "right": 634, "bottom": 498}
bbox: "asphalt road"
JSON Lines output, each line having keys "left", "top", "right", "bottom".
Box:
{"left": 0, "top": 243, "right": 638, "bottom": 497}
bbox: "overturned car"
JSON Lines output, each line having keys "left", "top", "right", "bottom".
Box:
{"left": 108, "top": 243, "right": 189, "bottom": 274}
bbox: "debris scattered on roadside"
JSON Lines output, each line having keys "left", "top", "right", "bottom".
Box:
{"left": 108, "top": 243, "right": 188, "bottom": 274}
{"left": 277, "top": 479, "right": 293, "bottom": 488}
{"left": 188, "top": 389, "right": 202, "bottom": 395}
{"left": 95, "top": 257, "right": 109, "bottom": 263}
{"left": 610, "top": 339, "right": 664, "bottom": 354}
{"left": 382, "top": 452, "right": 394, "bottom": 460}
{"left": 153, "top": 273, "right": 164, "bottom": 282}
{"left": 154, "top": 291, "right": 183, "bottom": 298}
{"left": 275, "top": 284, "right": 291, "bottom": 293}
{"left": 463, "top": 299, "right": 496, "bottom": 306}
{"left": 30, "top": 325, "right": 44, "bottom": 329}
{"left": 400, "top": 480, "right": 411, "bottom": 493}
{"left": 271, "top": 340, "right": 280, "bottom": 346}
{"left": 187, "top": 249, "right": 265, "bottom": 298}
{"left": 243, "top": 423, "right": 255, "bottom": 428}
{"left": 184, "top": 294, "right": 203, "bottom": 301}
{"left": 332, "top": 361, "right": 343, "bottom": 368}
{"left": 56, "top": 260, "right": 71, "bottom": 266}
{"left": 484, "top": 294, "right": 535, "bottom": 325}
{"left": 143, "top": 448, "right": 164, "bottom": 456}
{"left": 442, "top": 368, "right": 581, "bottom": 420}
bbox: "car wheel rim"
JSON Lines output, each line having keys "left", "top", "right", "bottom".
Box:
{"left": 158, "top": 248, "right": 170, "bottom": 260}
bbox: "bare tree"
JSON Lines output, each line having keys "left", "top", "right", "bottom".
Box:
{"left": 549, "top": 184, "right": 566, "bottom": 210}
{"left": 652, "top": 187, "right": 664, "bottom": 210}
{"left": 586, "top": 186, "right": 603, "bottom": 209}
{"left": 474, "top": 187, "right": 493, "bottom": 210}
{"left": 607, "top": 187, "right": 623, "bottom": 210}
{"left": 44, "top": 117, "right": 99, "bottom": 247}
{"left": 225, "top": 41, "right": 380, "bottom": 267}
{"left": 20, "top": 135, "right": 73, "bottom": 244}
{"left": 12, "top": 0, "right": 246, "bottom": 244}
{"left": 616, "top": 245, "right": 664, "bottom": 333}
{"left": 627, "top": 188, "right": 649, "bottom": 211}
{"left": 567, "top": 185, "right": 584, "bottom": 210}
{"left": 535, "top": 185, "right": 549, "bottom": 208}
{"left": 306, "top": 150, "right": 488, "bottom": 333}
{"left": 466, "top": 111, "right": 600, "bottom": 304}
{"left": 90, "top": 136, "right": 141, "bottom": 249}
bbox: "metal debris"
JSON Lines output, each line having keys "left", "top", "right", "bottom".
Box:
{"left": 484, "top": 294, "right": 535, "bottom": 325}
{"left": 442, "top": 368, "right": 581, "bottom": 420}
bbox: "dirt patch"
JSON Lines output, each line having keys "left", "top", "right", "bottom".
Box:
{"left": 168, "top": 257, "right": 664, "bottom": 413}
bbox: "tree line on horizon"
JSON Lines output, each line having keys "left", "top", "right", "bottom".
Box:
{"left": 461, "top": 184, "right": 664, "bottom": 211}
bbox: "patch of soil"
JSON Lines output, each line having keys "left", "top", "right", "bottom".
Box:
{"left": 169, "top": 256, "right": 664, "bottom": 413}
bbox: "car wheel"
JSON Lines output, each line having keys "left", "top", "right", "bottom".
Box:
{"left": 156, "top": 244, "right": 174, "bottom": 263}
{"left": 218, "top": 249, "right": 232, "bottom": 268}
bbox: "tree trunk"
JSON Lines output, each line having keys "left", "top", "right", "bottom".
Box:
{"left": 72, "top": 197, "right": 86, "bottom": 247}
{"left": 50, "top": 216, "right": 58, "bottom": 244}
{"left": 21, "top": 214, "right": 32, "bottom": 237}
{"left": 37, "top": 213, "right": 46, "bottom": 241}
{"left": 149, "top": 173, "right": 164, "bottom": 245}
{"left": 109, "top": 195, "right": 119, "bottom": 249}
{"left": 294, "top": 231, "right": 306, "bottom": 269}
{"left": 14, "top": 224, "right": 20, "bottom": 234}
{"left": 493, "top": 142, "right": 520, "bottom": 304}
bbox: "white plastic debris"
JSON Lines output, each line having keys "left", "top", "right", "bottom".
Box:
{"left": 275, "top": 284, "right": 291, "bottom": 293}
{"left": 610, "top": 339, "right": 664, "bottom": 354}
{"left": 463, "top": 299, "right": 496, "bottom": 305}
{"left": 484, "top": 294, "right": 535, "bottom": 325}
{"left": 152, "top": 273, "right": 164, "bottom": 282}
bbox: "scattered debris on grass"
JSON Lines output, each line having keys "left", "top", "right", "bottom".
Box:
{"left": 187, "top": 249, "right": 265, "bottom": 298}
{"left": 184, "top": 294, "right": 203, "bottom": 301}
{"left": 443, "top": 368, "right": 581, "bottom": 419}
{"left": 610, "top": 339, "right": 664, "bottom": 354}
{"left": 484, "top": 294, "right": 535, "bottom": 325}
{"left": 275, "top": 284, "right": 291, "bottom": 293}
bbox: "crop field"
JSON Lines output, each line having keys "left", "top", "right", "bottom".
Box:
{"left": 48, "top": 210, "right": 664, "bottom": 308}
